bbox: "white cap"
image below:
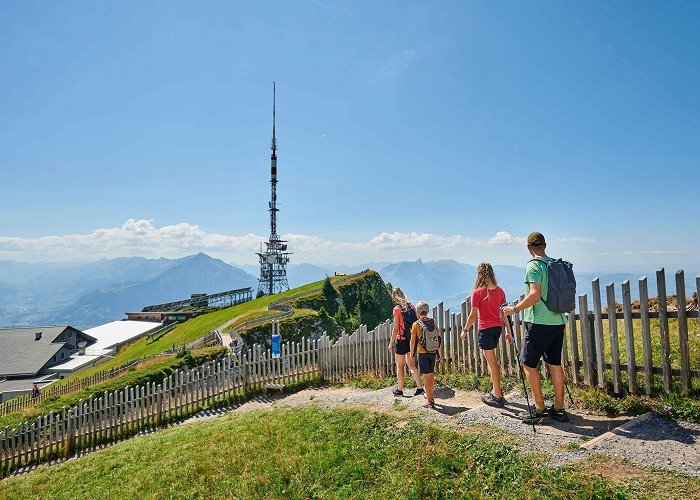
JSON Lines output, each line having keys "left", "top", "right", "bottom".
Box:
{"left": 415, "top": 301, "right": 429, "bottom": 314}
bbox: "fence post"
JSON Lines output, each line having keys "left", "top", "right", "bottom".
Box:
{"left": 591, "top": 279, "right": 606, "bottom": 389}
{"left": 606, "top": 283, "right": 623, "bottom": 395}
{"left": 156, "top": 384, "right": 163, "bottom": 427}
{"left": 656, "top": 269, "right": 672, "bottom": 394}
{"left": 65, "top": 411, "right": 75, "bottom": 458}
{"left": 579, "top": 295, "right": 593, "bottom": 387}
{"left": 639, "top": 277, "right": 654, "bottom": 395}
{"left": 676, "top": 270, "right": 690, "bottom": 395}
{"left": 622, "top": 280, "right": 637, "bottom": 395}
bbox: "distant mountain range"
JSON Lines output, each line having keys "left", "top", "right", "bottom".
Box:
{"left": 0, "top": 254, "right": 695, "bottom": 329}
{"left": 0, "top": 254, "right": 257, "bottom": 329}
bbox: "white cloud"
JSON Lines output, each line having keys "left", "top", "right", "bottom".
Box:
{"left": 559, "top": 237, "right": 596, "bottom": 244}
{"left": 0, "top": 220, "right": 531, "bottom": 265}
{"left": 2, "top": 220, "right": 697, "bottom": 272}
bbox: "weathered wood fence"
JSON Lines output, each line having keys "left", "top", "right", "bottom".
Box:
{"left": 0, "top": 359, "right": 141, "bottom": 418}
{"left": 1, "top": 338, "right": 320, "bottom": 477}
{"left": 1, "top": 268, "right": 697, "bottom": 477}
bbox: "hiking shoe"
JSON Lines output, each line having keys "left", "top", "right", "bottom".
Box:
{"left": 522, "top": 407, "right": 549, "bottom": 425}
{"left": 392, "top": 388, "right": 404, "bottom": 397}
{"left": 548, "top": 405, "right": 570, "bottom": 423}
{"left": 481, "top": 392, "right": 506, "bottom": 408}
{"left": 414, "top": 388, "right": 425, "bottom": 397}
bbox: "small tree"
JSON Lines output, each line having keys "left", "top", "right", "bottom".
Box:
{"left": 333, "top": 305, "right": 351, "bottom": 334}
{"left": 256, "top": 289, "right": 266, "bottom": 299}
{"left": 322, "top": 276, "right": 340, "bottom": 315}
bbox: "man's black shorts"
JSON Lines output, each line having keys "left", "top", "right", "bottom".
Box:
{"left": 418, "top": 352, "right": 437, "bottom": 374}
{"left": 522, "top": 322, "right": 565, "bottom": 368}
{"left": 395, "top": 335, "right": 411, "bottom": 355}
{"left": 478, "top": 326, "right": 502, "bottom": 350}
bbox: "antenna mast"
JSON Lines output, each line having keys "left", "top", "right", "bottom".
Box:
{"left": 256, "top": 82, "right": 291, "bottom": 295}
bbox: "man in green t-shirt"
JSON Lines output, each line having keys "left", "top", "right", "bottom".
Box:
{"left": 503, "top": 232, "right": 569, "bottom": 425}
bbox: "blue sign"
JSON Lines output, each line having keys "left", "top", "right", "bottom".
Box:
{"left": 271, "top": 333, "right": 281, "bottom": 359}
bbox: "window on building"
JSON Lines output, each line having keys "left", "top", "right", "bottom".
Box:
{"left": 61, "top": 352, "right": 65, "bottom": 360}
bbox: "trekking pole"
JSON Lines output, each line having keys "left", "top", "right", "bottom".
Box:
{"left": 564, "top": 374, "right": 575, "bottom": 405}
{"left": 501, "top": 305, "right": 536, "bottom": 434}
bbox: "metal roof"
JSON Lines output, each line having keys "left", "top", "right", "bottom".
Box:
{"left": 0, "top": 326, "right": 95, "bottom": 377}
{"left": 84, "top": 320, "right": 160, "bottom": 351}
{"left": 47, "top": 354, "right": 104, "bottom": 372}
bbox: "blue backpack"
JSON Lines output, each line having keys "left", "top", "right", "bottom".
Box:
{"left": 529, "top": 258, "right": 576, "bottom": 313}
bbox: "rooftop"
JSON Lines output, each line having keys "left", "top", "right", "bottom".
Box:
{"left": 84, "top": 320, "right": 161, "bottom": 351}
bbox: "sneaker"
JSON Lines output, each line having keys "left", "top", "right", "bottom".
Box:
{"left": 548, "top": 405, "right": 570, "bottom": 423}
{"left": 522, "top": 407, "right": 549, "bottom": 425}
{"left": 414, "top": 388, "right": 425, "bottom": 397}
{"left": 481, "top": 392, "right": 506, "bottom": 408}
{"left": 392, "top": 388, "right": 404, "bottom": 397}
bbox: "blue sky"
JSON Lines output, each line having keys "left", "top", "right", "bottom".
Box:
{"left": 0, "top": 1, "right": 698, "bottom": 272}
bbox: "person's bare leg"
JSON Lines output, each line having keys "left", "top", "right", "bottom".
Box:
{"left": 395, "top": 354, "right": 405, "bottom": 390}
{"left": 482, "top": 349, "right": 502, "bottom": 398}
{"left": 425, "top": 373, "right": 435, "bottom": 403}
{"left": 523, "top": 364, "right": 545, "bottom": 410}
{"left": 406, "top": 355, "right": 423, "bottom": 389}
{"left": 547, "top": 363, "right": 565, "bottom": 409}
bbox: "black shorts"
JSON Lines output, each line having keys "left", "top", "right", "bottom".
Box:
{"left": 522, "top": 323, "right": 565, "bottom": 368}
{"left": 395, "top": 335, "right": 411, "bottom": 355}
{"left": 478, "top": 326, "right": 502, "bottom": 350}
{"left": 418, "top": 352, "right": 437, "bottom": 374}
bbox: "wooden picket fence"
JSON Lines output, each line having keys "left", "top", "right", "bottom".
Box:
{"left": 0, "top": 359, "right": 141, "bottom": 418}
{"left": 0, "top": 338, "right": 320, "bottom": 477}
{"left": 1, "top": 267, "right": 697, "bottom": 477}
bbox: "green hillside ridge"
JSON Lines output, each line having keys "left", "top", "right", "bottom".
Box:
{"left": 1, "top": 406, "right": 696, "bottom": 499}
{"left": 59, "top": 276, "right": 348, "bottom": 382}
{"left": 240, "top": 271, "right": 394, "bottom": 347}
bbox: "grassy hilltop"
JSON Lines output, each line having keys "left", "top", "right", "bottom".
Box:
{"left": 2, "top": 406, "right": 697, "bottom": 499}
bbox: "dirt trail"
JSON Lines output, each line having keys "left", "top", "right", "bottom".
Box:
{"left": 184, "top": 385, "right": 700, "bottom": 477}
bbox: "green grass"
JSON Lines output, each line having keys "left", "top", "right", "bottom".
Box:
{"left": 0, "top": 406, "right": 676, "bottom": 499}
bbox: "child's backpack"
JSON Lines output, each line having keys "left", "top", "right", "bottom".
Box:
{"left": 417, "top": 319, "right": 441, "bottom": 353}
{"left": 398, "top": 304, "right": 417, "bottom": 340}
{"left": 529, "top": 257, "right": 576, "bottom": 313}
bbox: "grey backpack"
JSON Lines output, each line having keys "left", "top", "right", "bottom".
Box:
{"left": 417, "top": 319, "right": 441, "bottom": 353}
{"left": 530, "top": 258, "right": 576, "bottom": 313}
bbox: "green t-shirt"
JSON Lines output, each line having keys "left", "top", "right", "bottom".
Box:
{"left": 523, "top": 257, "right": 568, "bottom": 325}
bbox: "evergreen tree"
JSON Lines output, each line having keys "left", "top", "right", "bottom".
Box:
{"left": 322, "top": 276, "right": 340, "bottom": 315}
{"left": 318, "top": 306, "right": 340, "bottom": 337}
{"left": 333, "top": 305, "right": 351, "bottom": 334}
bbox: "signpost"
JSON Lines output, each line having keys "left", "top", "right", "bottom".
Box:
{"left": 271, "top": 320, "right": 281, "bottom": 359}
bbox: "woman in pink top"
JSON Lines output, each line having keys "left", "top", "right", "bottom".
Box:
{"left": 460, "top": 263, "right": 511, "bottom": 407}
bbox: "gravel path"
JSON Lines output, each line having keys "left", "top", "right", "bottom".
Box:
{"left": 582, "top": 412, "right": 700, "bottom": 477}
{"left": 182, "top": 385, "right": 700, "bottom": 477}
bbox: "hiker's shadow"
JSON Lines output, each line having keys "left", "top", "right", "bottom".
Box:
{"left": 613, "top": 414, "right": 698, "bottom": 445}
{"left": 434, "top": 387, "right": 455, "bottom": 399}
{"left": 433, "top": 402, "right": 469, "bottom": 416}
{"left": 503, "top": 401, "right": 637, "bottom": 439}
